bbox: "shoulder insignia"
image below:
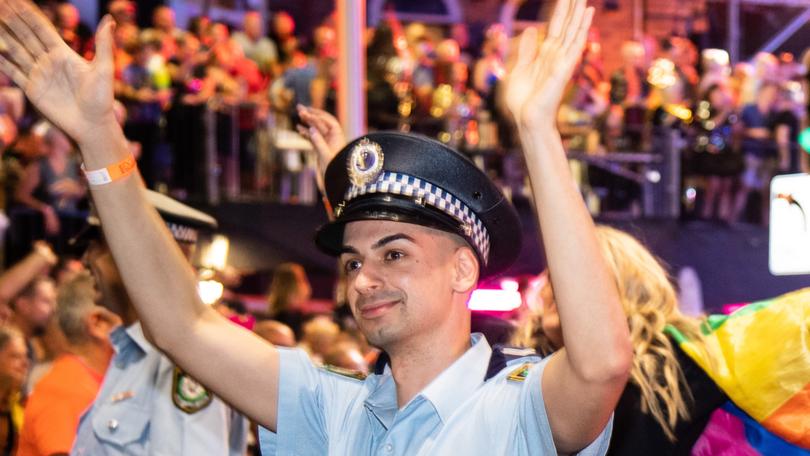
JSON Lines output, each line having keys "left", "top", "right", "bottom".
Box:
{"left": 321, "top": 364, "right": 367, "bottom": 381}
{"left": 172, "top": 368, "right": 213, "bottom": 414}
{"left": 506, "top": 362, "right": 534, "bottom": 382}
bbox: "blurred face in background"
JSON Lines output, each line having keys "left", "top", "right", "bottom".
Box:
{"left": 243, "top": 12, "right": 263, "bottom": 41}
{"left": 0, "top": 335, "right": 28, "bottom": 390}
{"left": 56, "top": 3, "right": 80, "bottom": 31}
{"left": 153, "top": 6, "right": 176, "bottom": 32}
{"left": 15, "top": 279, "right": 57, "bottom": 336}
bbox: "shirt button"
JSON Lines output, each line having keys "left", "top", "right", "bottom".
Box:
{"left": 107, "top": 419, "right": 119, "bottom": 432}
{"left": 385, "top": 443, "right": 393, "bottom": 453}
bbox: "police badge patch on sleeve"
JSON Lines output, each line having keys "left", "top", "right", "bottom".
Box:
{"left": 172, "top": 368, "right": 213, "bottom": 413}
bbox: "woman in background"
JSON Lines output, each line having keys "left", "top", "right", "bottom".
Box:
{"left": 266, "top": 262, "right": 312, "bottom": 339}
{"left": 514, "top": 225, "right": 727, "bottom": 455}
{"left": 0, "top": 326, "right": 29, "bottom": 455}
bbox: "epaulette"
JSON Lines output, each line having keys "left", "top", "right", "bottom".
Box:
{"left": 320, "top": 364, "right": 367, "bottom": 381}
{"left": 485, "top": 345, "right": 538, "bottom": 381}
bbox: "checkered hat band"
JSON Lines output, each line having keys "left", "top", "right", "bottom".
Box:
{"left": 166, "top": 222, "right": 198, "bottom": 244}
{"left": 345, "top": 171, "right": 490, "bottom": 264}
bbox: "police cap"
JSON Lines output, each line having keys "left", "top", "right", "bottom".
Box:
{"left": 315, "top": 132, "right": 521, "bottom": 278}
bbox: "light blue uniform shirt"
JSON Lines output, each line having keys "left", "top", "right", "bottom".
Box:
{"left": 71, "top": 322, "right": 247, "bottom": 456}
{"left": 260, "top": 333, "right": 612, "bottom": 455}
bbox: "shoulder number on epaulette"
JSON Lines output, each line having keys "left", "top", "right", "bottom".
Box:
{"left": 172, "top": 368, "right": 213, "bottom": 414}
{"left": 321, "top": 364, "right": 367, "bottom": 381}
{"left": 507, "top": 362, "right": 534, "bottom": 382}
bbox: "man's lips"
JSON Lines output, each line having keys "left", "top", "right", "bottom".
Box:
{"left": 358, "top": 299, "right": 400, "bottom": 319}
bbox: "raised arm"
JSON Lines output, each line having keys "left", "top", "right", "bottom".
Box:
{"left": 503, "top": 0, "right": 631, "bottom": 452}
{"left": 0, "top": 242, "right": 56, "bottom": 304}
{"left": 0, "top": 0, "right": 282, "bottom": 430}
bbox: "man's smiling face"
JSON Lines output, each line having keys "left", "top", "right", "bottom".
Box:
{"left": 340, "top": 220, "right": 471, "bottom": 350}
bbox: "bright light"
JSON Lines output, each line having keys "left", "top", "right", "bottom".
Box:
{"left": 467, "top": 289, "right": 522, "bottom": 312}
{"left": 201, "top": 235, "right": 229, "bottom": 271}
{"left": 646, "top": 170, "right": 661, "bottom": 183}
{"left": 499, "top": 279, "right": 519, "bottom": 292}
{"left": 198, "top": 280, "right": 224, "bottom": 305}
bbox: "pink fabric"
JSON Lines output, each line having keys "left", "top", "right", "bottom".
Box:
{"left": 691, "top": 408, "right": 760, "bottom": 456}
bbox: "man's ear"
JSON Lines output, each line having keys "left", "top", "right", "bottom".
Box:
{"left": 451, "top": 247, "right": 479, "bottom": 293}
{"left": 85, "top": 308, "right": 121, "bottom": 340}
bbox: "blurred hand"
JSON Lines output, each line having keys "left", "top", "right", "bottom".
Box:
{"left": 49, "top": 178, "right": 84, "bottom": 197}
{"left": 504, "top": 0, "right": 594, "bottom": 130}
{"left": 40, "top": 206, "right": 60, "bottom": 236}
{"left": 32, "top": 240, "right": 57, "bottom": 265}
{"left": 0, "top": 0, "right": 117, "bottom": 147}
{"left": 296, "top": 105, "right": 346, "bottom": 172}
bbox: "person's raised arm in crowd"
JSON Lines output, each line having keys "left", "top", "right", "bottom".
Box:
{"left": 0, "top": 0, "right": 283, "bottom": 431}
{"left": 504, "top": 0, "right": 632, "bottom": 452}
{"left": 0, "top": 241, "right": 57, "bottom": 307}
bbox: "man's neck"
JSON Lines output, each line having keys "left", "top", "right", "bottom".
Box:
{"left": 70, "top": 342, "right": 114, "bottom": 378}
{"left": 387, "top": 328, "right": 471, "bottom": 408}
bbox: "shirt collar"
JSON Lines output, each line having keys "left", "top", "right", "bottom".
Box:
{"left": 110, "top": 321, "right": 154, "bottom": 354}
{"left": 364, "top": 334, "right": 492, "bottom": 428}
{"left": 419, "top": 333, "right": 491, "bottom": 423}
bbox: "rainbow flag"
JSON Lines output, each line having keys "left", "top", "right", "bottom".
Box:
{"left": 666, "top": 287, "right": 810, "bottom": 449}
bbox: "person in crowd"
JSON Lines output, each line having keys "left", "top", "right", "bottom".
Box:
{"left": 68, "top": 191, "right": 247, "bottom": 454}
{"left": 322, "top": 340, "right": 369, "bottom": 374}
{"left": 608, "top": 40, "right": 649, "bottom": 151}
{"left": 253, "top": 320, "right": 296, "bottom": 348}
{"left": 232, "top": 11, "right": 279, "bottom": 78}
{"left": 14, "top": 124, "right": 85, "bottom": 237}
{"left": 310, "top": 24, "right": 338, "bottom": 112}
{"left": 473, "top": 24, "right": 507, "bottom": 108}
{"left": 107, "top": 0, "right": 136, "bottom": 26}
{"left": 731, "top": 82, "right": 779, "bottom": 224}
{"left": 146, "top": 5, "right": 182, "bottom": 61}
{"left": 0, "top": 243, "right": 56, "bottom": 316}
{"left": 0, "top": 326, "right": 28, "bottom": 456}
{"left": 513, "top": 225, "right": 728, "bottom": 455}
{"left": 54, "top": 3, "right": 93, "bottom": 59}
{"left": 9, "top": 276, "right": 56, "bottom": 367}
{"left": 266, "top": 262, "right": 312, "bottom": 339}
{"left": 365, "top": 22, "right": 403, "bottom": 130}
{"left": 298, "top": 315, "right": 339, "bottom": 363}
{"left": 0, "top": 2, "right": 630, "bottom": 455}
{"left": 773, "top": 82, "right": 805, "bottom": 175}
{"left": 269, "top": 11, "right": 296, "bottom": 66}
{"left": 692, "top": 84, "right": 739, "bottom": 222}
{"left": 116, "top": 35, "right": 170, "bottom": 189}
{"left": 17, "top": 272, "right": 121, "bottom": 456}
{"left": 698, "top": 49, "right": 731, "bottom": 96}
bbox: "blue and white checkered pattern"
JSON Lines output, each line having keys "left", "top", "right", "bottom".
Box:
{"left": 344, "top": 171, "right": 490, "bottom": 264}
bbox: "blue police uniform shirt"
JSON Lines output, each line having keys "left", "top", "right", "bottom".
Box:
{"left": 71, "top": 322, "right": 247, "bottom": 456}
{"left": 259, "top": 333, "right": 612, "bottom": 455}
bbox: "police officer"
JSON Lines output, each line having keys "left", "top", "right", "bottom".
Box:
{"left": 0, "top": 0, "right": 631, "bottom": 454}
{"left": 69, "top": 191, "right": 247, "bottom": 455}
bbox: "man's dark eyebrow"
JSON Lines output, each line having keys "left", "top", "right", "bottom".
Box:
{"left": 339, "top": 233, "right": 415, "bottom": 254}
{"left": 372, "top": 233, "right": 415, "bottom": 249}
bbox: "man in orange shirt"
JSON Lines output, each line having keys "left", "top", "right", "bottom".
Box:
{"left": 17, "top": 272, "right": 120, "bottom": 456}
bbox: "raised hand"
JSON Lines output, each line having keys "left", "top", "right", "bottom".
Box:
{"left": 504, "top": 0, "right": 593, "bottom": 129}
{"left": 0, "top": 0, "right": 117, "bottom": 147}
{"left": 296, "top": 104, "right": 347, "bottom": 167}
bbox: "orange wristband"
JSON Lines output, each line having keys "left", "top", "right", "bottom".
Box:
{"left": 82, "top": 155, "right": 137, "bottom": 186}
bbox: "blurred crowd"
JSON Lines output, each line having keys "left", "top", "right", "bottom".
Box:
{"left": 1, "top": 2, "right": 809, "bottom": 266}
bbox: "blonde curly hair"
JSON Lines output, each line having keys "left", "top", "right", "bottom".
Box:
{"left": 514, "top": 225, "right": 707, "bottom": 441}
